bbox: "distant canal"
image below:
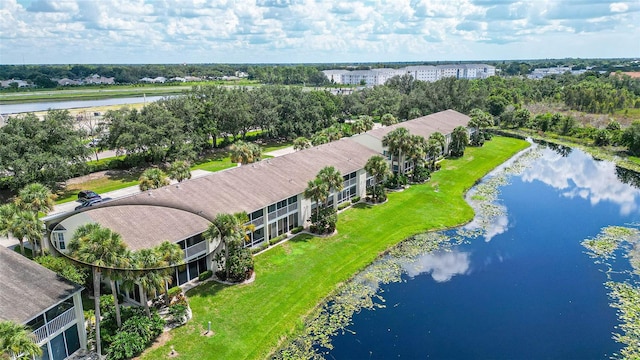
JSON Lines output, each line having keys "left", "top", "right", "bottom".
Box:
{"left": 0, "top": 95, "right": 166, "bottom": 114}
{"left": 318, "top": 144, "right": 640, "bottom": 359}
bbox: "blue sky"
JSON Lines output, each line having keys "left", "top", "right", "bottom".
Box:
{"left": 1, "top": 0, "right": 639, "bottom": 64}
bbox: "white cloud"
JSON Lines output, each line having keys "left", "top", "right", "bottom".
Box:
{"left": 402, "top": 250, "right": 471, "bottom": 282}
{"left": 0, "top": 0, "right": 638, "bottom": 63}
{"left": 609, "top": 2, "right": 629, "bottom": 12}
{"left": 521, "top": 148, "right": 640, "bottom": 216}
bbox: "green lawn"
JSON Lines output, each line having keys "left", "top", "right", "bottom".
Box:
{"left": 140, "top": 136, "right": 530, "bottom": 360}
{"left": 55, "top": 171, "right": 141, "bottom": 204}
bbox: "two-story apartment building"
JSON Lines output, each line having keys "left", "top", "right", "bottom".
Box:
{"left": 0, "top": 246, "right": 86, "bottom": 360}
{"left": 42, "top": 109, "right": 471, "bottom": 304}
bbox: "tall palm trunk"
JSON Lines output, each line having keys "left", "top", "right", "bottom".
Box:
{"left": 18, "top": 239, "right": 25, "bottom": 256}
{"left": 141, "top": 289, "right": 151, "bottom": 318}
{"left": 164, "top": 281, "right": 171, "bottom": 306}
{"left": 109, "top": 279, "right": 122, "bottom": 328}
{"left": 93, "top": 267, "right": 102, "bottom": 356}
{"left": 225, "top": 239, "right": 230, "bottom": 280}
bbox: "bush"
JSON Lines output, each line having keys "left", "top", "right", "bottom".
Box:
{"left": 198, "top": 270, "right": 213, "bottom": 281}
{"left": 100, "top": 294, "right": 115, "bottom": 315}
{"left": 309, "top": 206, "right": 338, "bottom": 235}
{"left": 105, "top": 309, "right": 165, "bottom": 360}
{"left": 167, "top": 286, "right": 182, "bottom": 299}
{"left": 411, "top": 164, "right": 431, "bottom": 183}
{"left": 384, "top": 174, "right": 407, "bottom": 189}
{"left": 168, "top": 304, "right": 188, "bottom": 323}
{"left": 351, "top": 196, "right": 361, "bottom": 204}
{"left": 337, "top": 201, "right": 351, "bottom": 211}
{"left": 269, "top": 234, "right": 288, "bottom": 246}
{"left": 250, "top": 241, "right": 269, "bottom": 254}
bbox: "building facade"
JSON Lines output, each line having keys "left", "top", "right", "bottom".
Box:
{"left": 43, "top": 109, "right": 471, "bottom": 302}
{"left": 0, "top": 246, "right": 86, "bottom": 360}
{"left": 326, "top": 64, "right": 496, "bottom": 85}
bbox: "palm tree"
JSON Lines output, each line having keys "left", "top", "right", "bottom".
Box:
{"left": 428, "top": 132, "right": 446, "bottom": 157}
{"left": 468, "top": 108, "right": 493, "bottom": 141}
{"left": 0, "top": 204, "right": 14, "bottom": 240}
{"left": 317, "top": 166, "right": 343, "bottom": 207}
{"left": 2, "top": 206, "right": 42, "bottom": 257}
{"left": 204, "top": 213, "right": 246, "bottom": 280}
{"left": 229, "top": 141, "right": 262, "bottom": 164}
{"left": 0, "top": 320, "right": 42, "bottom": 359}
{"left": 380, "top": 113, "right": 397, "bottom": 126}
{"left": 382, "top": 127, "right": 411, "bottom": 175}
{"left": 406, "top": 135, "right": 427, "bottom": 180}
{"left": 139, "top": 168, "right": 170, "bottom": 191}
{"left": 449, "top": 126, "right": 469, "bottom": 157}
{"left": 364, "top": 155, "right": 390, "bottom": 203}
{"left": 14, "top": 183, "right": 56, "bottom": 214}
{"left": 100, "top": 238, "right": 130, "bottom": 329}
{"left": 293, "top": 137, "right": 312, "bottom": 151}
{"left": 303, "top": 178, "right": 329, "bottom": 221}
{"left": 167, "top": 160, "right": 192, "bottom": 183}
{"left": 133, "top": 249, "right": 165, "bottom": 318}
{"left": 425, "top": 138, "right": 442, "bottom": 171}
{"left": 68, "top": 223, "right": 126, "bottom": 356}
{"left": 155, "top": 241, "right": 185, "bottom": 306}
{"left": 311, "top": 133, "right": 329, "bottom": 146}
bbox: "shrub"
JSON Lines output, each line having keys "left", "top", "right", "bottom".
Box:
{"left": 269, "top": 234, "right": 288, "bottom": 246}
{"left": 384, "top": 174, "right": 407, "bottom": 189}
{"left": 337, "top": 201, "right": 351, "bottom": 211}
{"left": 351, "top": 196, "right": 361, "bottom": 204}
{"left": 411, "top": 164, "right": 431, "bottom": 183}
{"left": 167, "top": 286, "right": 182, "bottom": 300}
{"left": 290, "top": 226, "right": 304, "bottom": 234}
{"left": 309, "top": 206, "right": 338, "bottom": 234}
{"left": 105, "top": 309, "right": 165, "bottom": 360}
{"left": 168, "top": 304, "right": 188, "bottom": 323}
{"left": 100, "top": 294, "right": 115, "bottom": 315}
{"left": 251, "top": 242, "right": 269, "bottom": 254}
{"left": 198, "top": 270, "right": 213, "bottom": 281}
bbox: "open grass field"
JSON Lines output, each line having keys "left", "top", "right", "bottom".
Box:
{"left": 0, "top": 81, "right": 260, "bottom": 104}
{"left": 53, "top": 141, "right": 292, "bottom": 203}
{"left": 140, "top": 136, "right": 530, "bottom": 360}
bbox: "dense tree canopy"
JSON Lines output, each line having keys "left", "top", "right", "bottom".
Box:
{"left": 0, "top": 110, "right": 90, "bottom": 191}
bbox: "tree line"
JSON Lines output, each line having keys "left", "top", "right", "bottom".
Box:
{"left": 2, "top": 72, "right": 639, "bottom": 192}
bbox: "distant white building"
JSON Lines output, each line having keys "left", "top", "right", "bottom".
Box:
{"left": 322, "top": 70, "right": 350, "bottom": 84}
{"left": 84, "top": 74, "right": 115, "bottom": 85}
{"left": 528, "top": 66, "right": 572, "bottom": 79}
{"left": 325, "top": 64, "right": 496, "bottom": 86}
{"left": 0, "top": 79, "right": 30, "bottom": 88}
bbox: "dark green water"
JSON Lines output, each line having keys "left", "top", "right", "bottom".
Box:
{"left": 326, "top": 145, "right": 640, "bottom": 359}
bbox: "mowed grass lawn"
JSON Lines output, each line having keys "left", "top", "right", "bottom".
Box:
{"left": 141, "top": 136, "right": 530, "bottom": 360}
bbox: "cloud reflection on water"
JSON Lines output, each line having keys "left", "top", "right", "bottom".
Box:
{"left": 401, "top": 250, "right": 470, "bottom": 282}
{"left": 521, "top": 148, "right": 640, "bottom": 216}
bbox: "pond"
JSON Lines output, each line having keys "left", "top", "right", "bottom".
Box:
{"left": 0, "top": 95, "right": 166, "bottom": 114}
{"left": 280, "top": 142, "right": 640, "bottom": 359}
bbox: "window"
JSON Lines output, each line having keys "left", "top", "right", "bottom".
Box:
{"left": 54, "top": 232, "right": 65, "bottom": 250}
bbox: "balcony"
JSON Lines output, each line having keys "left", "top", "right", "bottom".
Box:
{"left": 184, "top": 241, "right": 207, "bottom": 260}
{"left": 32, "top": 307, "right": 76, "bottom": 344}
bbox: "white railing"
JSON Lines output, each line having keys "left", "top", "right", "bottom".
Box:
{"left": 31, "top": 307, "right": 77, "bottom": 343}
{"left": 184, "top": 241, "right": 206, "bottom": 259}
{"left": 47, "top": 307, "right": 76, "bottom": 336}
{"left": 32, "top": 324, "right": 48, "bottom": 344}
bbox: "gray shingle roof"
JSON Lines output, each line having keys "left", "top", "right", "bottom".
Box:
{"left": 83, "top": 205, "right": 211, "bottom": 251}
{"left": 365, "top": 109, "right": 470, "bottom": 140}
{"left": 108, "top": 137, "right": 378, "bottom": 220}
{"left": 0, "top": 246, "right": 82, "bottom": 323}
